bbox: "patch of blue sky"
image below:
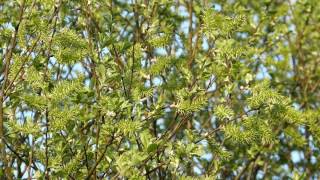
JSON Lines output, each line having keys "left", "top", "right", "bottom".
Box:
{"left": 291, "top": 150, "right": 303, "bottom": 163}
{"left": 156, "top": 118, "right": 165, "bottom": 134}
{"left": 213, "top": 3, "right": 222, "bottom": 12}
{"left": 193, "top": 119, "right": 201, "bottom": 131}
{"left": 202, "top": 37, "right": 209, "bottom": 51}
{"left": 206, "top": 75, "right": 216, "bottom": 92}
{"left": 155, "top": 47, "right": 167, "bottom": 56}
{"left": 256, "top": 64, "right": 271, "bottom": 80}
{"left": 193, "top": 166, "right": 202, "bottom": 175}
{"left": 101, "top": 47, "right": 110, "bottom": 56}
{"left": 152, "top": 76, "right": 162, "bottom": 86}
{"left": 253, "top": 14, "right": 259, "bottom": 25}
{"left": 201, "top": 152, "right": 212, "bottom": 162}
{"left": 177, "top": 6, "right": 188, "bottom": 17}
{"left": 210, "top": 115, "right": 217, "bottom": 129}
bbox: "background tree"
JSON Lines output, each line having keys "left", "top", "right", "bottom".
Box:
{"left": 1, "top": 0, "right": 320, "bottom": 179}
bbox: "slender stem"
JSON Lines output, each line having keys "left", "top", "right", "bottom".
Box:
{"left": 85, "top": 135, "right": 115, "bottom": 180}
{"left": 0, "top": 1, "right": 26, "bottom": 177}
{"left": 44, "top": 2, "right": 61, "bottom": 179}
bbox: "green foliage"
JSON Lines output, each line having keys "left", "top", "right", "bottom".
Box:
{"left": 1, "top": 0, "right": 320, "bottom": 179}
{"left": 214, "top": 105, "right": 234, "bottom": 119}
{"left": 49, "top": 79, "right": 83, "bottom": 102}
{"left": 52, "top": 29, "right": 88, "bottom": 64}
{"left": 203, "top": 9, "right": 246, "bottom": 39}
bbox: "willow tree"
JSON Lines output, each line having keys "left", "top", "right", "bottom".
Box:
{"left": 1, "top": 0, "right": 320, "bottom": 179}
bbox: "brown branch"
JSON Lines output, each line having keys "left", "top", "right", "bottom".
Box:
{"left": 4, "top": 36, "right": 41, "bottom": 96}
{"left": 85, "top": 135, "right": 115, "bottom": 180}
{"left": 0, "top": 1, "right": 26, "bottom": 177}
{"left": 235, "top": 153, "right": 260, "bottom": 180}
{"left": 143, "top": 162, "right": 167, "bottom": 176}
{"left": 44, "top": 2, "right": 62, "bottom": 179}
{"left": 186, "top": 0, "right": 194, "bottom": 68}
{"left": 2, "top": 138, "right": 38, "bottom": 171}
